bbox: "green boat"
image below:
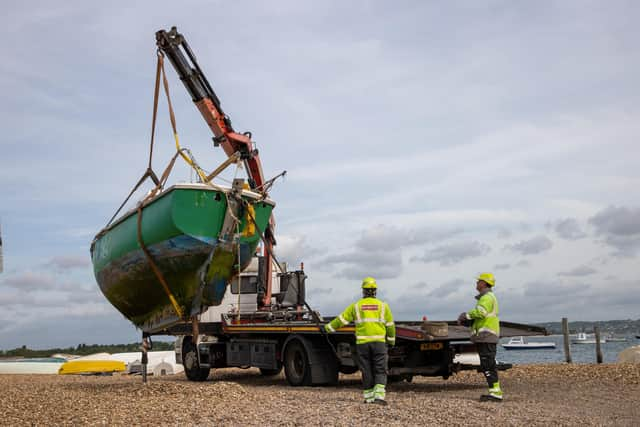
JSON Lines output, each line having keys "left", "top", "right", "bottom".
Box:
{"left": 90, "top": 182, "right": 274, "bottom": 333}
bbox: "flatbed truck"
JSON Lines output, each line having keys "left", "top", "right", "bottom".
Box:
{"left": 156, "top": 258, "right": 546, "bottom": 386}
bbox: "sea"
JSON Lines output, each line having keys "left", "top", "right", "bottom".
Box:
{"left": 496, "top": 335, "right": 639, "bottom": 364}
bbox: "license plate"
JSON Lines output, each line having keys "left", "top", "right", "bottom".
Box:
{"left": 420, "top": 342, "right": 443, "bottom": 351}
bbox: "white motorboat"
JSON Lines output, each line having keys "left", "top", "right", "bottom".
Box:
{"left": 571, "top": 332, "right": 605, "bottom": 344}
{"left": 501, "top": 336, "right": 556, "bottom": 350}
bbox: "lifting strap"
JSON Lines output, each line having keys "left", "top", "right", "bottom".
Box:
{"left": 136, "top": 203, "right": 184, "bottom": 319}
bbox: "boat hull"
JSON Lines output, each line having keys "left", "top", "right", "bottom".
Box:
{"left": 502, "top": 344, "right": 556, "bottom": 350}
{"left": 91, "top": 184, "right": 274, "bottom": 332}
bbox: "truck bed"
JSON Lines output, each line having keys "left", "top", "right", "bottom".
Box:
{"left": 162, "top": 316, "right": 547, "bottom": 342}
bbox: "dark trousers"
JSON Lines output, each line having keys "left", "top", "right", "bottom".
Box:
{"left": 476, "top": 342, "right": 498, "bottom": 386}
{"left": 356, "top": 342, "right": 387, "bottom": 390}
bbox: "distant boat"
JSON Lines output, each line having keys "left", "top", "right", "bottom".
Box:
{"left": 572, "top": 332, "right": 605, "bottom": 344}
{"left": 58, "top": 360, "right": 126, "bottom": 375}
{"left": 502, "top": 336, "right": 556, "bottom": 350}
{"left": 605, "top": 334, "right": 627, "bottom": 342}
{"left": 0, "top": 357, "right": 65, "bottom": 374}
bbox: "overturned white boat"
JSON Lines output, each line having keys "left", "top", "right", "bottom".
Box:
{"left": 502, "top": 336, "right": 556, "bottom": 350}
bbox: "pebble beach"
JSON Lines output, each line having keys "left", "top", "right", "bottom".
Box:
{"left": 1, "top": 363, "right": 638, "bottom": 426}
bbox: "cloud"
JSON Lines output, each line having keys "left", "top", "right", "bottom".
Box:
{"left": 410, "top": 281, "right": 428, "bottom": 290}
{"left": 494, "top": 263, "right": 510, "bottom": 270}
{"left": 275, "top": 234, "right": 326, "bottom": 267}
{"left": 388, "top": 279, "right": 469, "bottom": 321}
{"left": 2, "top": 272, "right": 56, "bottom": 290}
{"left": 46, "top": 255, "right": 91, "bottom": 271}
{"left": 307, "top": 287, "right": 333, "bottom": 297}
{"left": 522, "top": 280, "right": 589, "bottom": 298}
{"left": 589, "top": 206, "right": 640, "bottom": 256}
{"left": 557, "top": 266, "right": 597, "bottom": 277}
{"left": 315, "top": 224, "right": 464, "bottom": 280}
{"left": 505, "top": 235, "right": 553, "bottom": 255}
{"left": 551, "top": 218, "right": 587, "bottom": 240}
{"left": 410, "top": 241, "right": 491, "bottom": 266}
{"left": 427, "top": 278, "right": 466, "bottom": 298}
{"left": 497, "top": 228, "right": 512, "bottom": 239}
{"left": 354, "top": 224, "right": 462, "bottom": 251}
{"left": 322, "top": 249, "right": 403, "bottom": 280}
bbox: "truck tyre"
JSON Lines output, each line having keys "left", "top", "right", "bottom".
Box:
{"left": 284, "top": 340, "right": 311, "bottom": 386}
{"left": 182, "top": 338, "right": 210, "bottom": 382}
{"left": 259, "top": 364, "right": 283, "bottom": 377}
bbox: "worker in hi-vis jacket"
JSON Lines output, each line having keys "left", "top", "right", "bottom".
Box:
{"left": 325, "top": 277, "right": 395, "bottom": 405}
{"left": 458, "top": 272, "right": 503, "bottom": 402}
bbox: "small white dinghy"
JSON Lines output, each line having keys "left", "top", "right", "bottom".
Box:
{"left": 571, "top": 332, "right": 605, "bottom": 344}
{"left": 502, "top": 336, "right": 556, "bottom": 350}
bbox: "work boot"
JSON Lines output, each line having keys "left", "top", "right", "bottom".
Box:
{"left": 373, "top": 399, "right": 388, "bottom": 406}
{"left": 480, "top": 381, "right": 503, "bottom": 402}
{"left": 363, "top": 388, "right": 374, "bottom": 404}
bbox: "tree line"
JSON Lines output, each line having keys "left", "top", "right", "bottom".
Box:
{"left": 0, "top": 341, "right": 175, "bottom": 358}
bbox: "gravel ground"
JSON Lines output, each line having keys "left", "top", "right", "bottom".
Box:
{"left": 1, "top": 364, "right": 638, "bottom": 426}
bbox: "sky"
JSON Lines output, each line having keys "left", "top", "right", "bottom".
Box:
{"left": 1, "top": 1, "right": 639, "bottom": 350}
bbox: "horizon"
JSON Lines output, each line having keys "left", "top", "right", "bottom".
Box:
{"left": 2, "top": 317, "right": 638, "bottom": 352}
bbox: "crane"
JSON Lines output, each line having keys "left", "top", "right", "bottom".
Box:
{"left": 156, "top": 27, "right": 276, "bottom": 309}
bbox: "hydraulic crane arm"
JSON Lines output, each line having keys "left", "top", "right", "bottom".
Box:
{"left": 156, "top": 27, "right": 276, "bottom": 309}
{"left": 155, "top": 27, "right": 266, "bottom": 190}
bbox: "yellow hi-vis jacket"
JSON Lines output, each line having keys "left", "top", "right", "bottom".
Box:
{"left": 465, "top": 290, "right": 500, "bottom": 343}
{"left": 325, "top": 297, "right": 396, "bottom": 345}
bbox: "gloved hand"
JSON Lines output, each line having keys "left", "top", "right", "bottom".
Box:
{"left": 457, "top": 312, "right": 468, "bottom": 325}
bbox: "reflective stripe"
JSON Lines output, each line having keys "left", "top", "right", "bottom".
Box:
{"left": 374, "top": 383, "right": 386, "bottom": 400}
{"left": 386, "top": 337, "right": 395, "bottom": 344}
{"left": 355, "top": 318, "right": 383, "bottom": 324}
{"left": 385, "top": 321, "right": 394, "bottom": 327}
{"left": 326, "top": 324, "right": 335, "bottom": 333}
{"left": 364, "top": 388, "right": 374, "bottom": 403}
{"left": 485, "top": 292, "right": 498, "bottom": 317}
{"left": 356, "top": 335, "right": 386, "bottom": 340}
{"left": 478, "top": 327, "right": 499, "bottom": 336}
{"left": 355, "top": 302, "right": 362, "bottom": 322}
{"left": 477, "top": 305, "right": 488, "bottom": 315}
{"left": 338, "top": 314, "right": 348, "bottom": 325}
{"left": 380, "top": 303, "right": 385, "bottom": 322}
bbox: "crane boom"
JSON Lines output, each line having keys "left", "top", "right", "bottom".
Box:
{"left": 155, "top": 27, "right": 266, "bottom": 190}
{"left": 156, "top": 27, "right": 275, "bottom": 308}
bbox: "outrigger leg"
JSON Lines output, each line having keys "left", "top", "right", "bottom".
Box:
{"left": 141, "top": 333, "right": 152, "bottom": 383}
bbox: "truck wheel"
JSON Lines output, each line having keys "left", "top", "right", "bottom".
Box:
{"left": 259, "top": 364, "right": 283, "bottom": 377}
{"left": 183, "top": 339, "right": 210, "bottom": 382}
{"left": 284, "top": 340, "right": 311, "bottom": 386}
